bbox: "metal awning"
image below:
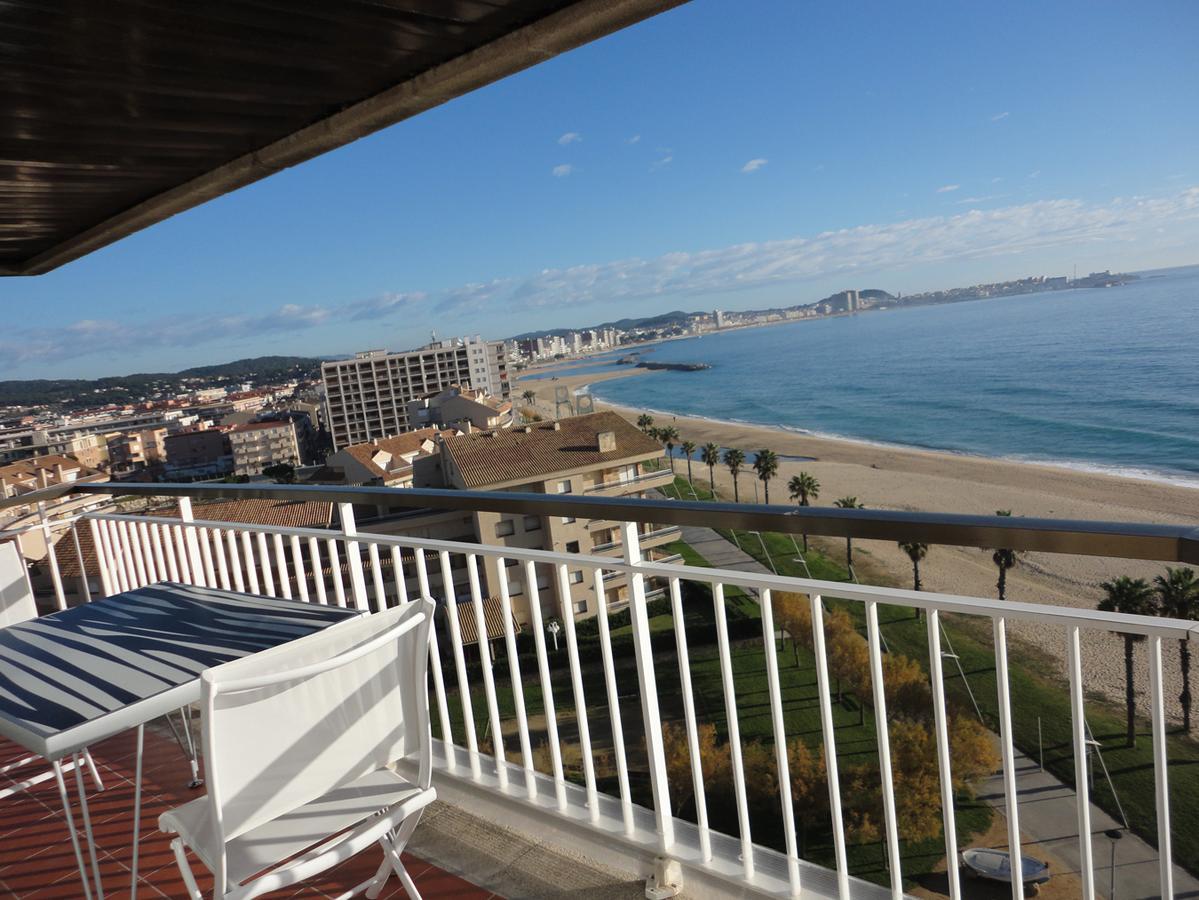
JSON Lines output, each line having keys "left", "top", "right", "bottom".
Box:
{"left": 0, "top": 0, "right": 683, "bottom": 276}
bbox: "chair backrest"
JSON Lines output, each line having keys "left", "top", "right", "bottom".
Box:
{"left": 0, "top": 542, "right": 37, "bottom": 627}
{"left": 200, "top": 598, "right": 434, "bottom": 852}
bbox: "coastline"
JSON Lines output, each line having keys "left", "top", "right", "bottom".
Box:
{"left": 514, "top": 364, "right": 1199, "bottom": 719}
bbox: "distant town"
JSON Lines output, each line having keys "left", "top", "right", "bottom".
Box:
{"left": 0, "top": 268, "right": 1136, "bottom": 506}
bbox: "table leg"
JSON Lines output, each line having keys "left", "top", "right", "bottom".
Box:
{"left": 74, "top": 753, "right": 105, "bottom": 899}
{"left": 131, "top": 725, "right": 144, "bottom": 900}
{"left": 51, "top": 759, "right": 95, "bottom": 900}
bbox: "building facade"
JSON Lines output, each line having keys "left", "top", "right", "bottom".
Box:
{"left": 378, "top": 411, "right": 677, "bottom": 623}
{"left": 321, "top": 337, "right": 509, "bottom": 450}
{"left": 228, "top": 420, "right": 300, "bottom": 476}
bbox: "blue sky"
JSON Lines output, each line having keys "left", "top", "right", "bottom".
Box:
{"left": 3, "top": 0, "right": 1198, "bottom": 379}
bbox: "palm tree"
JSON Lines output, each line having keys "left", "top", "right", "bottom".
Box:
{"left": 991, "top": 510, "right": 1017, "bottom": 601}
{"left": 659, "top": 425, "right": 680, "bottom": 473}
{"left": 899, "top": 542, "right": 928, "bottom": 592}
{"left": 680, "top": 440, "right": 697, "bottom": 485}
{"left": 834, "top": 497, "right": 864, "bottom": 574}
{"left": 1099, "top": 576, "right": 1158, "bottom": 747}
{"left": 701, "top": 443, "right": 721, "bottom": 494}
{"left": 1155, "top": 566, "right": 1199, "bottom": 732}
{"left": 521, "top": 389, "right": 536, "bottom": 405}
{"left": 752, "top": 449, "right": 779, "bottom": 503}
{"left": 724, "top": 448, "right": 745, "bottom": 502}
{"left": 788, "top": 472, "right": 820, "bottom": 552}
{"left": 637, "top": 413, "right": 654, "bottom": 434}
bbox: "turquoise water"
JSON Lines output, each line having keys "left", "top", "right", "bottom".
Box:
{"left": 590, "top": 265, "right": 1199, "bottom": 485}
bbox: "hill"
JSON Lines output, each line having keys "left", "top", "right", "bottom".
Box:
{"left": 0, "top": 356, "right": 323, "bottom": 410}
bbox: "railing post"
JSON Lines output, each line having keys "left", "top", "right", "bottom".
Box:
{"left": 86, "top": 518, "right": 112, "bottom": 598}
{"left": 620, "top": 521, "right": 674, "bottom": 853}
{"left": 37, "top": 502, "right": 66, "bottom": 610}
{"left": 338, "top": 502, "right": 370, "bottom": 611}
{"left": 178, "top": 497, "right": 204, "bottom": 587}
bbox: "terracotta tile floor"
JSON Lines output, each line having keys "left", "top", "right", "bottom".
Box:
{"left": 0, "top": 727, "right": 497, "bottom": 898}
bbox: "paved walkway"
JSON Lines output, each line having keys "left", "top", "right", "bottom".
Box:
{"left": 979, "top": 743, "right": 1199, "bottom": 899}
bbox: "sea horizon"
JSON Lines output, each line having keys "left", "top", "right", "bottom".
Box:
{"left": 586, "top": 263, "right": 1199, "bottom": 490}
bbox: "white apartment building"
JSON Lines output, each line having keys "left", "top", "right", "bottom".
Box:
{"left": 228, "top": 420, "right": 300, "bottom": 476}
{"left": 321, "top": 336, "right": 509, "bottom": 449}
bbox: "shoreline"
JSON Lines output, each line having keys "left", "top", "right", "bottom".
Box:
{"left": 515, "top": 364, "right": 1199, "bottom": 719}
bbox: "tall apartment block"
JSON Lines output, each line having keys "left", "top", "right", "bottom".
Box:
{"left": 321, "top": 336, "right": 509, "bottom": 449}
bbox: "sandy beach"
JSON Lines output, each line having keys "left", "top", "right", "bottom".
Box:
{"left": 514, "top": 364, "right": 1199, "bottom": 721}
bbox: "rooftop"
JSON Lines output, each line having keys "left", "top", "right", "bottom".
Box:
{"left": 441, "top": 411, "right": 661, "bottom": 488}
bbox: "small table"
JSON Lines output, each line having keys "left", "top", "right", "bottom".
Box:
{"left": 0, "top": 582, "right": 362, "bottom": 899}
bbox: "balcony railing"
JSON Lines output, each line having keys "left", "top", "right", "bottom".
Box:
{"left": 2, "top": 480, "right": 1196, "bottom": 899}
{"left": 583, "top": 468, "right": 675, "bottom": 494}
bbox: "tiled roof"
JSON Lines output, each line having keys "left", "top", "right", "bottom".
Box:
{"left": 441, "top": 411, "right": 660, "bottom": 489}
{"left": 59, "top": 498, "right": 333, "bottom": 577}
{"left": 339, "top": 428, "right": 450, "bottom": 481}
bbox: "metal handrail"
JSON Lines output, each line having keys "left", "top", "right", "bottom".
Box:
{"left": 3, "top": 480, "right": 1197, "bottom": 564}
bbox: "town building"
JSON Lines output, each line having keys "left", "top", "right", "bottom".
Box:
{"left": 426, "top": 411, "right": 678, "bottom": 621}
{"left": 228, "top": 420, "right": 301, "bottom": 476}
{"left": 319, "top": 427, "right": 450, "bottom": 488}
{"left": 406, "top": 386, "right": 512, "bottom": 433}
{"left": 321, "top": 337, "right": 509, "bottom": 450}
{"left": 163, "top": 429, "right": 233, "bottom": 479}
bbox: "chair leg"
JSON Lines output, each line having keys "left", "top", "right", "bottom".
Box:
{"left": 170, "top": 838, "right": 207, "bottom": 900}
{"left": 364, "top": 856, "right": 392, "bottom": 900}
{"left": 81, "top": 748, "right": 104, "bottom": 791}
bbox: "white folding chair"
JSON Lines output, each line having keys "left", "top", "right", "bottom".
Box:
{"left": 159, "top": 598, "right": 437, "bottom": 900}
{"left": 0, "top": 541, "right": 104, "bottom": 799}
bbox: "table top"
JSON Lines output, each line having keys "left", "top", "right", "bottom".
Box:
{"left": 0, "top": 583, "right": 361, "bottom": 759}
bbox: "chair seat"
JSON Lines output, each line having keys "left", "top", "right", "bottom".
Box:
{"left": 160, "top": 768, "right": 431, "bottom": 885}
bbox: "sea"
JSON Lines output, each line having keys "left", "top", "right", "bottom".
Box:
{"left": 588, "top": 264, "right": 1199, "bottom": 487}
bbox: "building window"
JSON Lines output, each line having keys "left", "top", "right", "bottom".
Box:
{"left": 573, "top": 599, "right": 588, "bottom": 615}
{"left": 495, "top": 519, "right": 515, "bottom": 538}
{"left": 509, "top": 581, "right": 524, "bottom": 596}
{"left": 565, "top": 541, "right": 580, "bottom": 554}
{"left": 556, "top": 479, "right": 572, "bottom": 493}
{"left": 561, "top": 516, "right": 576, "bottom": 525}
{"left": 522, "top": 515, "right": 542, "bottom": 532}
{"left": 568, "top": 570, "right": 584, "bottom": 585}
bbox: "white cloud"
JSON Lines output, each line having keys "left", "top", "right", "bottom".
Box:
{"left": 557, "top": 132, "right": 582, "bottom": 145}
{"left": 650, "top": 154, "right": 673, "bottom": 171}
{"left": 8, "top": 188, "right": 1199, "bottom": 370}
{"left": 955, "top": 194, "right": 1006, "bottom": 205}
{"left": 991, "top": 111, "right": 1010, "bottom": 121}
{"left": 936, "top": 184, "right": 961, "bottom": 193}
{"left": 992, "top": 176, "right": 1004, "bottom": 183}
{"left": 741, "top": 158, "right": 768, "bottom": 173}
{"left": 626, "top": 134, "right": 641, "bottom": 144}
{"left": 552, "top": 164, "right": 574, "bottom": 178}
{"left": 1028, "top": 170, "right": 1041, "bottom": 179}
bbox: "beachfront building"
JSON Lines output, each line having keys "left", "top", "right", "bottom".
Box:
{"left": 321, "top": 337, "right": 510, "bottom": 450}
{"left": 228, "top": 419, "right": 301, "bottom": 476}
{"left": 319, "top": 426, "right": 451, "bottom": 488}
{"left": 434, "top": 410, "right": 679, "bottom": 620}
{"left": 405, "top": 385, "right": 513, "bottom": 433}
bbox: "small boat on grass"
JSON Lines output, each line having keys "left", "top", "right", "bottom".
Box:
{"left": 961, "top": 848, "right": 1050, "bottom": 893}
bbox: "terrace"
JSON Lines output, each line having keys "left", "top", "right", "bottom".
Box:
{"left": 3, "top": 480, "right": 1198, "bottom": 898}
{"left": 1, "top": 2, "right": 1197, "bottom": 897}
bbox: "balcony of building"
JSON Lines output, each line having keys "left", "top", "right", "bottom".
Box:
{"left": 3, "top": 480, "right": 1196, "bottom": 900}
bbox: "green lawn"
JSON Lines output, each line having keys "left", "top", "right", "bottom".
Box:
{"left": 670, "top": 473, "right": 1199, "bottom": 876}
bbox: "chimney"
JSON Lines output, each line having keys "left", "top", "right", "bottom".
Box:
{"left": 552, "top": 421, "right": 561, "bottom": 431}
{"left": 596, "top": 430, "right": 616, "bottom": 453}
{"left": 54, "top": 463, "right": 66, "bottom": 481}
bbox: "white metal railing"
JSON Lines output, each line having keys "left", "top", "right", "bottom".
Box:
{"left": 3, "top": 501, "right": 1192, "bottom": 899}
